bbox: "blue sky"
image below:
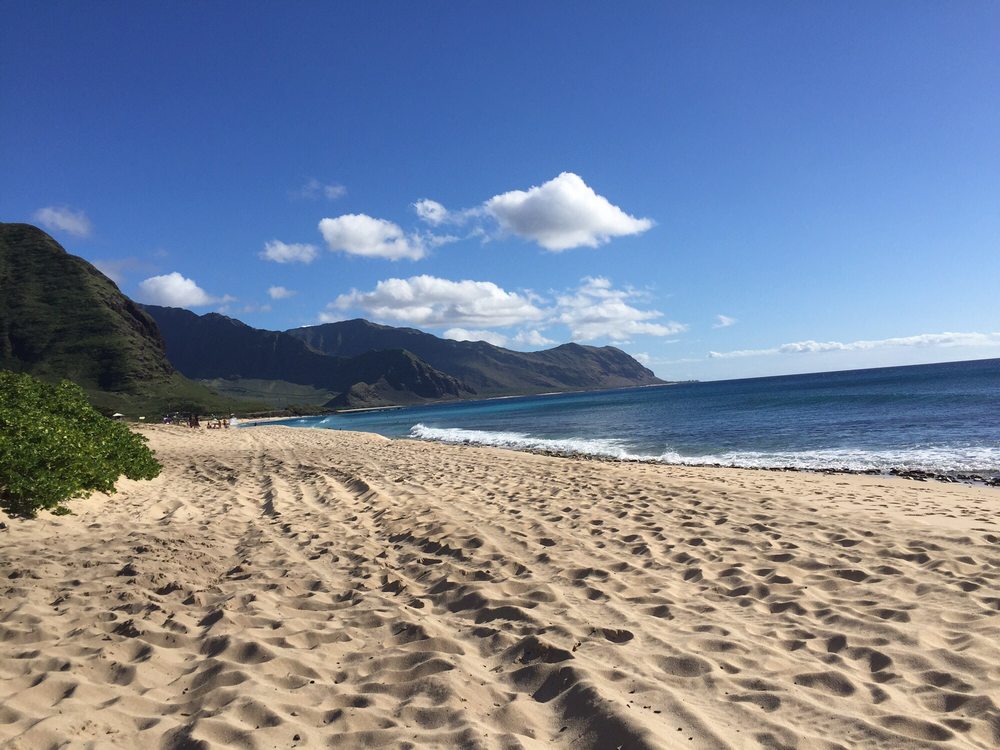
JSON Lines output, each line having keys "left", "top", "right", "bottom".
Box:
{"left": 3, "top": 2, "right": 998, "bottom": 380}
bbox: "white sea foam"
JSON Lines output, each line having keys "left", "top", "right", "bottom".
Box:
{"left": 409, "top": 424, "right": 1000, "bottom": 473}
{"left": 409, "top": 424, "right": 637, "bottom": 459}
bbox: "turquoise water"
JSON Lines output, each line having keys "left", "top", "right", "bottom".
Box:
{"left": 259, "top": 358, "right": 1000, "bottom": 474}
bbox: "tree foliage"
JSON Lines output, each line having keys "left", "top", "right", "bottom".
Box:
{"left": 0, "top": 372, "right": 161, "bottom": 517}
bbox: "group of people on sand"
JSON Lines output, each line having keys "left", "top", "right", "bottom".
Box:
{"left": 161, "top": 413, "right": 230, "bottom": 429}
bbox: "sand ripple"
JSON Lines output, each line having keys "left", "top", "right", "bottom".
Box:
{"left": 1, "top": 425, "right": 999, "bottom": 749}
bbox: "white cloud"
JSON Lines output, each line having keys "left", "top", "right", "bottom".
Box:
{"left": 333, "top": 275, "right": 544, "bottom": 328}
{"left": 291, "top": 178, "right": 346, "bottom": 201}
{"left": 484, "top": 172, "right": 652, "bottom": 251}
{"left": 332, "top": 274, "right": 684, "bottom": 345}
{"left": 444, "top": 328, "right": 510, "bottom": 347}
{"left": 413, "top": 199, "right": 452, "bottom": 226}
{"left": 707, "top": 348, "right": 774, "bottom": 359}
{"left": 318, "top": 311, "right": 344, "bottom": 324}
{"left": 708, "top": 331, "right": 1000, "bottom": 359}
{"left": 313, "top": 172, "right": 649, "bottom": 261}
{"left": 268, "top": 285, "right": 296, "bottom": 300}
{"left": 512, "top": 329, "right": 556, "bottom": 348}
{"left": 427, "top": 232, "right": 461, "bottom": 247}
{"left": 137, "top": 272, "right": 232, "bottom": 308}
{"left": 33, "top": 206, "right": 92, "bottom": 237}
{"left": 556, "top": 277, "right": 687, "bottom": 342}
{"left": 422, "top": 326, "right": 556, "bottom": 350}
{"left": 259, "top": 240, "right": 318, "bottom": 264}
{"left": 319, "top": 214, "right": 426, "bottom": 260}
{"left": 632, "top": 352, "right": 652, "bottom": 365}
{"left": 714, "top": 314, "right": 737, "bottom": 328}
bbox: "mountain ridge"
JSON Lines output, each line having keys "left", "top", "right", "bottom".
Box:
{"left": 0, "top": 223, "right": 250, "bottom": 415}
{"left": 142, "top": 307, "right": 663, "bottom": 404}
{"left": 142, "top": 305, "right": 473, "bottom": 408}
{"left": 287, "top": 318, "right": 664, "bottom": 396}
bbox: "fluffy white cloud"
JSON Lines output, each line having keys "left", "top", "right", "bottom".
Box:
{"left": 291, "top": 178, "right": 346, "bottom": 201}
{"left": 332, "top": 275, "right": 544, "bottom": 328}
{"left": 259, "top": 240, "right": 318, "bottom": 264}
{"left": 418, "top": 327, "right": 557, "bottom": 350}
{"left": 313, "top": 172, "right": 650, "bottom": 260}
{"left": 413, "top": 199, "right": 452, "bottom": 226}
{"left": 708, "top": 331, "right": 1000, "bottom": 359}
{"left": 484, "top": 172, "right": 652, "bottom": 251}
{"left": 714, "top": 314, "right": 737, "bottom": 328}
{"left": 556, "top": 277, "right": 687, "bottom": 342}
{"left": 332, "top": 275, "right": 684, "bottom": 345}
{"left": 268, "top": 285, "right": 296, "bottom": 300}
{"left": 137, "top": 272, "right": 231, "bottom": 308}
{"left": 33, "top": 206, "right": 92, "bottom": 237}
{"left": 444, "top": 328, "right": 510, "bottom": 347}
{"left": 512, "top": 329, "right": 556, "bottom": 348}
{"left": 319, "top": 214, "right": 426, "bottom": 260}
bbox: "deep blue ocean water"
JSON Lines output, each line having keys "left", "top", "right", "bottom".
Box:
{"left": 256, "top": 358, "right": 1000, "bottom": 475}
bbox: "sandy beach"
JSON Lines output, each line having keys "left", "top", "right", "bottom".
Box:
{"left": 1, "top": 425, "right": 998, "bottom": 749}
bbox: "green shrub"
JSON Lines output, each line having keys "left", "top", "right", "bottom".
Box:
{"left": 0, "top": 372, "right": 161, "bottom": 517}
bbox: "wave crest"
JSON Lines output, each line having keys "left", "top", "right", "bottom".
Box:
{"left": 409, "top": 424, "right": 999, "bottom": 473}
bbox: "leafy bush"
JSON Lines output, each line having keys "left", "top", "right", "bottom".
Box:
{"left": 0, "top": 372, "right": 161, "bottom": 517}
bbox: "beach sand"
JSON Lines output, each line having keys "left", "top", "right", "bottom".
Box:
{"left": 1, "top": 425, "right": 998, "bottom": 749}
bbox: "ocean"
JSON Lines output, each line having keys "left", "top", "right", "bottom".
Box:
{"left": 260, "top": 358, "right": 1000, "bottom": 476}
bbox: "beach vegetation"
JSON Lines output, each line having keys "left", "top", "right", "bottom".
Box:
{"left": 0, "top": 371, "right": 161, "bottom": 517}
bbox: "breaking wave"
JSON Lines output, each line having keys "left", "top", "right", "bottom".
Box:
{"left": 409, "top": 424, "right": 1000, "bottom": 474}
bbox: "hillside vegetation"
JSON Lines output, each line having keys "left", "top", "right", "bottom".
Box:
{"left": 0, "top": 223, "right": 259, "bottom": 416}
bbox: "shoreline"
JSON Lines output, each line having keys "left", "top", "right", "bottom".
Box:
{"left": 250, "top": 421, "right": 1000, "bottom": 488}
{"left": 448, "top": 440, "right": 1000, "bottom": 488}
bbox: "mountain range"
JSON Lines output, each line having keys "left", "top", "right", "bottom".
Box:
{"left": 143, "top": 307, "right": 664, "bottom": 408}
{"left": 1, "top": 222, "right": 664, "bottom": 413}
{"left": 141, "top": 305, "right": 472, "bottom": 408}
{"left": 287, "top": 320, "right": 663, "bottom": 396}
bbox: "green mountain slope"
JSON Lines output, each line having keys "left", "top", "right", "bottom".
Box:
{"left": 0, "top": 223, "right": 256, "bottom": 415}
{"left": 287, "top": 319, "right": 664, "bottom": 395}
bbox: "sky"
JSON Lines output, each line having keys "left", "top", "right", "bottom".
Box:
{"left": 2, "top": 2, "right": 999, "bottom": 381}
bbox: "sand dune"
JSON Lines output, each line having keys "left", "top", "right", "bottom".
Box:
{"left": 1, "top": 425, "right": 999, "bottom": 749}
